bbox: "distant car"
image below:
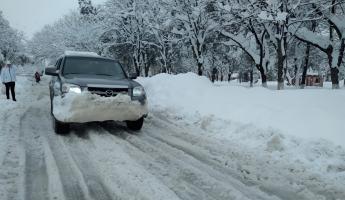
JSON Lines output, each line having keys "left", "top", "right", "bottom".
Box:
{"left": 45, "top": 51, "right": 148, "bottom": 134}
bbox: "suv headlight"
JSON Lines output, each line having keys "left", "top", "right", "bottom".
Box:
{"left": 133, "top": 86, "right": 146, "bottom": 97}
{"left": 62, "top": 83, "right": 82, "bottom": 94}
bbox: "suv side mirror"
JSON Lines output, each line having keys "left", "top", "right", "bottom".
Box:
{"left": 45, "top": 67, "right": 59, "bottom": 76}
{"left": 129, "top": 73, "right": 138, "bottom": 79}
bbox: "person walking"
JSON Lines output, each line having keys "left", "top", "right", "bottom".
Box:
{"left": 1, "top": 61, "right": 17, "bottom": 101}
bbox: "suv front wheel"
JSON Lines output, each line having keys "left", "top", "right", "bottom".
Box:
{"left": 126, "top": 117, "right": 144, "bottom": 131}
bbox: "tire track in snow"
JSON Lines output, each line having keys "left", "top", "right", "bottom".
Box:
{"left": 38, "top": 104, "right": 109, "bottom": 200}
{"left": 145, "top": 114, "right": 300, "bottom": 200}
{"left": 60, "top": 133, "right": 114, "bottom": 200}
{"left": 44, "top": 128, "right": 90, "bottom": 200}
{"left": 72, "top": 124, "right": 182, "bottom": 200}
{"left": 146, "top": 113, "right": 341, "bottom": 200}
{"left": 0, "top": 111, "right": 24, "bottom": 200}
{"left": 20, "top": 101, "right": 87, "bottom": 200}
{"left": 100, "top": 123, "right": 279, "bottom": 200}
{"left": 102, "top": 127, "right": 219, "bottom": 200}
{"left": 18, "top": 80, "right": 81, "bottom": 200}
{"left": 20, "top": 108, "right": 49, "bottom": 200}
{"left": 20, "top": 79, "right": 117, "bottom": 200}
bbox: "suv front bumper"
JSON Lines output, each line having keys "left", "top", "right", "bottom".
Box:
{"left": 53, "top": 92, "right": 148, "bottom": 123}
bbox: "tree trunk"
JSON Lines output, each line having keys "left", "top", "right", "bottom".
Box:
{"left": 134, "top": 60, "right": 140, "bottom": 76}
{"left": 325, "top": 46, "right": 340, "bottom": 89}
{"left": 133, "top": 54, "right": 141, "bottom": 76}
{"left": 249, "top": 70, "right": 253, "bottom": 87}
{"left": 144, "top": 65, "right": 149, "bottom": 77}
{"left": 330, "top": 67, "right": 339, "bottom": 89}
{"left": 294, "top": 60, "right": 300, "bottom": 88}
{"left": 300, "top": 44, "right": 311, "bottom": 89}
{"left": 257, "top": 64, "right": 267, "bottom": 87}
{"left": 277, "top": 40, "right": 284, "bottom": 90}
{"left": 330, "top": 0, "right": 336, "bottom": 42}
{"left": 228, "top": 72, "right": 232, "bottom": 82}
{"left": 329, "top": 0, "right": 340, "bottom": 89}
{"left": 325, "top": 38, "right": 344, "bottom": 90}
{"left": 197, "top": 62, "right": 203, "bottom": 76}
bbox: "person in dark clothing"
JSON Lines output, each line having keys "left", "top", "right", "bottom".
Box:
{"left": 1, "top": 61, "right": 16, "bottom": 101}
{"left": 35, "top": 71, "right": 41, "bottom": 83}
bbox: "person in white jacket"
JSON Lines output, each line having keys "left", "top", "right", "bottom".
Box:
{"left": 1, "top": 61, "right": 16, "bottom": 101}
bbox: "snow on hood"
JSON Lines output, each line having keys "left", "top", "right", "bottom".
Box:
{"left": 53, "top": 92, "right": 148, "bottom": 123}
{"left": 137, "top": 72, "right": 345, "bottom": 147}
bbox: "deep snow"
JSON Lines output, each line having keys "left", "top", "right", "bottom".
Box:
{"left": 137, "top": 72, "right": 345, "bottom": 147}
{"left": 1, "top": 70, "right": 345, "bottom": 200}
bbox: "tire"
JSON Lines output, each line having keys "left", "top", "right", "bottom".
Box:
{"left": 50, "top": 98, "right": 53, "bottom": 114}
{"left": 126, "top": 117, "right": 144, "bottom": 131}
{"left": 50, "top": 92, "right": 54, "bottom": 114}
{"left": 50, "top": 95, "right": 69, "bottom": 134}
{"left": 53, "top": 116, "right": 70, "bottom": 135}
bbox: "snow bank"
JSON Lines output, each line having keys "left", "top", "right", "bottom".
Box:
{"left": 137, "top": 73, "right": 345, "bottom": 199}
{"left": 138, "top": 73, "right": 345, "bottom": 147}
{"left": 53, "top": 92, "right": 148, "bottom": 123}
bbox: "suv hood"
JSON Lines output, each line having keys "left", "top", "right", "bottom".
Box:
{"left": 63, "top": 75, "right": 138, "bottom": 88}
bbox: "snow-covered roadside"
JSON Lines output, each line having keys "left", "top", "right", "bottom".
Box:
{"left": 0, "top": 76, "right": 29, "bottom": 163}
{"left": 0, "top": 75, "right": 43, "bottom": 199}
{"left": 0, "top": 64, "right": 39, "bottom": 124}
{"left": 144, "top": 114, "right": 345, "bottom": 199}
{"left": 137, "top": 73, "right": 345, "bottom": 147}
{"left": 137, "top": 73, "right": 345, "bottom": 199}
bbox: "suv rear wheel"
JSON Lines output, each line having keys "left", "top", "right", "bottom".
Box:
{"left": 53, "top": 117, "right": 70, "bottom": 135}
{"left": 126, "top": 117, "right": 144, "bottom": 131}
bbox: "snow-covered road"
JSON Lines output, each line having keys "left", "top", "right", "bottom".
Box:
{"left": 0, "top": 75, "right": 344, "bottom": 200}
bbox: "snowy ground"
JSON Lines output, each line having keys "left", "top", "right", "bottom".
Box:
{"left": 138, "top": 73, "right": 345, "bottom": 147}
{"left": 0, "top": 69, "right": 344, "bottom": 200}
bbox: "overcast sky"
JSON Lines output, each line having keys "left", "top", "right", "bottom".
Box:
{"left": 0, "top": 0, "right": 107, "bottom": 39}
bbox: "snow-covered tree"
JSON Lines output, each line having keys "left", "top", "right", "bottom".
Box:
{"left": 255, "top": 0, "right": 297, "bottom": 90}
{"left": 219, "top": 1, "right": 271, "bottom": 87}
{"left": 99, "top": 0, "right": 156, "bottom": 76}
{"left": 166, "top": 0, "right": 218, "bottom": 76}
{"left": 0, "top": 11, "right": 23, "bottom": 65}
{"left": 28, "top": 11, "right": 103, "bottom": 64}
{"left": 145, "top": 1, "right": 183, "bottom": 74}
{"left": 25, "top": 0, "right": 345, "bottom": 88}
{"left": 290, "top": 0, "right": 345, "bottom": 89}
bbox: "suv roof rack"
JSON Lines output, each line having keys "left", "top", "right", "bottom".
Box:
{"left": 64, "top": 51, "right": 100, "bottom": 57}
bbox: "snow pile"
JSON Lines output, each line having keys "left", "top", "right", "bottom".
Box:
{"left": 53, "top": 92, "right": 148, "bottom": 123}
{"left": 138, "top": 73, "right": 345, "bottom": 199}
{"left": 138, "top": 73, "right": 345, "bottom": 147}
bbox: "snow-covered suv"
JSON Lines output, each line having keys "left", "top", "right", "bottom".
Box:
{"left": 45, "top": 51, "right": 148, "bottom": 134}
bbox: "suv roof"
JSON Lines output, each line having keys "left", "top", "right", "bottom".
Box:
{"left": 64, "top": 51, "right": 101, "bottom": 58}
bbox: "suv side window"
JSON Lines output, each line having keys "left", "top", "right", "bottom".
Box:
{"left": 55, "top": 58, "right": 63, "bottom": 70}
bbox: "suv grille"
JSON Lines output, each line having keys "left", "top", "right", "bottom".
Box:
{"left": 88, "top": 87, "right": 128, "bottom": 97}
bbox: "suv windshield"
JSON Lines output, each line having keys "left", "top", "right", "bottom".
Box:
{"left": 63, "top": 57, "right": 126, "bottom": 79}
